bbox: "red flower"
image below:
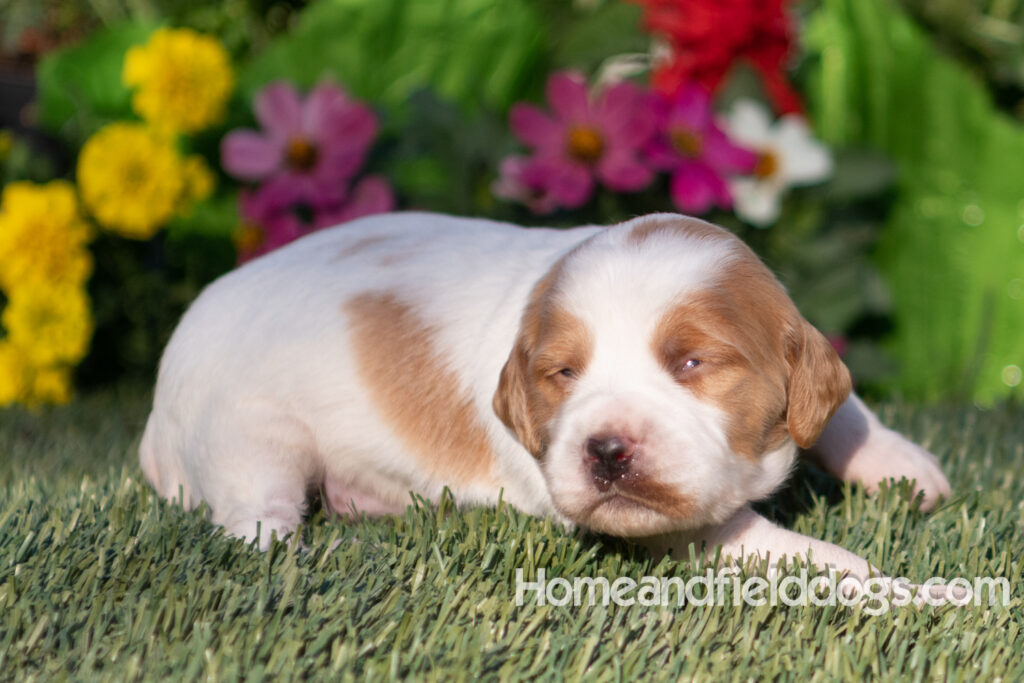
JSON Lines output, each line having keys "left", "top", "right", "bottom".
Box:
{"left": 631, "top": 0, "right": 803, "bottom": 114}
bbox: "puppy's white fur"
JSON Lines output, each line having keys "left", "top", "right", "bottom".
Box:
{"left": 141, "top": 212, "right": 949, "bottom": 578}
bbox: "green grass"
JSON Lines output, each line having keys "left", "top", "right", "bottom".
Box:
{"left": 1, "top": 385, "right": 1022, "bottom": 681}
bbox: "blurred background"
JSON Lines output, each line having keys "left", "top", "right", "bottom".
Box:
{"left": 0, "top": 0, "right": 1021, "bottom": 410}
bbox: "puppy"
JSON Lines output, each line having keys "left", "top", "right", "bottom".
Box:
{"left": 140, "top": 212, "right": 949, "bottom": 578}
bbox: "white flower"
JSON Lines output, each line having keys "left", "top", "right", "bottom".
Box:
{"left": 593, "top": 40, "right": 672, "bottom": 88}
{"left": 723, "top": 99, "right": 833, "bottom": 227}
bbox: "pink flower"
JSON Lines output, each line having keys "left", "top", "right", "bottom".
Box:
{"left": 223, "top": 80, "right": 396, "bottom": 262}
{"left": 312, "top": 175, "right": 396, "bottom": 230}
{"left": 222, "top": 81, "right": 379, "bottom": 207}
{"left": 234, "top": 174, "right": 396, "bottom": 264}
{"left": 491, "top": 156, "right": 561, "bottom": 215}
{"left": 498, "top": 71, "right": 656, "bottom": 212}
{"left": 234, "top": 183, "right": 303, "bottom": 262}
{"left": 644, "top": 85, "right": 756, "bottom": 213}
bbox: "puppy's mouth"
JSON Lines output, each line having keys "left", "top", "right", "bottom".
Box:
{"left": 582, "top": 487, "right": 658, "bottom": 517}
{"left": 588, "top": 483, "right": 690, "bottom": 517}
{"left": 566, "top": 477, "right": 695, "bottom": 535}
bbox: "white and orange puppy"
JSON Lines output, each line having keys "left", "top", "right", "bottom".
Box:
{"left": 140, "top": 212, "right": 949, "bottom": 577}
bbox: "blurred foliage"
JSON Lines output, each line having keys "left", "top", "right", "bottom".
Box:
{"left": 9, "top": 0, "right": 1023, "bottom": 402}
{"left": 0, "top": 0, "right": 304, "bottom": 61}
{"left": 376, "top": 90, "right": 512, "bottom": 216}
{"left": 0, "top": 131, "right": 58, "bottom": 184}
{"left": 806, "top": 0, "right": 1024, "bottom": 403}
{"left": 36, "top": 22, "right": 153, "bottom": 142}
{"left": 238, "top": 0, "right": 548, "bottom": 112}
{"left": 897, "top": 0, "right": 1024, "bottom": 116}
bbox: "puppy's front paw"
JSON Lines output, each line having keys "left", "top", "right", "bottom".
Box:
{"left": 841, "top": 429, "right": 951, "bottom": 511}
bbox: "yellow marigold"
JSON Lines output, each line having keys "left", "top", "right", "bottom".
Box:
{"left": 0, "top": 341, "right": 29, "bottom": 407}
{"left": 123, "top": 27, "right": 234, "bottom": 134}
{"left": 30, "top": 366, "right": 73, "bottom": 406}
{"left": 182, "top": 154, "right": 216, "bottom": 204}
{"left": 0, "top": 180, "right": 93, "bottom": 292}
{"left": 77, "top": 122, "right": 201, "bottom": 239}
{"left": 2, "top": 284, "right": 93, "bottom": 368}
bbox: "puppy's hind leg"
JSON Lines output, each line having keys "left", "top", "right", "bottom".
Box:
{"left": 197, "top": 405, "right": 320, "bottom": 550}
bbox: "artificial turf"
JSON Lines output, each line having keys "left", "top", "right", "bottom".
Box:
{"left": 0, "top": 384, "right": 1021, "bottom": 681}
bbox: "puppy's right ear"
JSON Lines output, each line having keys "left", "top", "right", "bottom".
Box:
{"left": 493, "top": 339, "right": 544, "bottom": 457}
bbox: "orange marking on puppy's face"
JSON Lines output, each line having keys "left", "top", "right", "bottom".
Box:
{"left": 651, "top": 247, "right": 851, "bottom": 456}
{"left": 498, "top": 215, "right": 851, "bottom": 538}
{"left": 345, "top": 292, "right": 496, "bottom": 485}
{"left": 493, "top": 256, "right": 593, "bottom": 458}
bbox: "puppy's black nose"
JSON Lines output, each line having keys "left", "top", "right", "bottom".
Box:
{"left": 586, "top": 435, "right": 635, "bottom": 483}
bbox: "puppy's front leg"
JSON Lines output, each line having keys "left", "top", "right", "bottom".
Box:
{"left": 644, "top": 506, "right": 876, "bottom": 580}
{"left": 808, "top": 394, "right": 951, "bottom": 510}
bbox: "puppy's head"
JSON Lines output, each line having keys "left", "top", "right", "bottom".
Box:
{"left": 493, "top": 214, "right": 850, "bottom": 537}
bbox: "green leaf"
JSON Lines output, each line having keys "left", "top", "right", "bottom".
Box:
{"left": 166, "top": 192, "right": 239, "bottom": 240}
{"left": 36, "top": 22, "right": 156, "bottom": 141}
{"left": 381, "top": 89, "right": 512, "bottom": 214}
{"left": 551, "top": 1, "right": 647, "bottom": 71}
{"left": 805, "top": 0, "right": 1024, "bottom": 403}
{"left": 238, "top": 0, "right": 547, "bottom": 112}
{"left": 824, "top": 149, "right": 897, "bottom": 202}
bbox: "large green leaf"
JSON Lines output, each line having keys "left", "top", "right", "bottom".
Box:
{"left": 238, "top": 0, "right": 547, "bottom": 112}
{"left": 36, "top": 22, "right": 155, "bottom": 141}
{"left": 805, "top": 0, "right": 1024, "bottom": 403}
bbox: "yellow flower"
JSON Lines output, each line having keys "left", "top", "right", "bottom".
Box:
{"left": 182, "top": 154, "right": 216, "bottom": 204}
{"left": 30, "top": 366, "right": 73, "bottom": 406}
{"left": 2, "top": 284, "right": 93, "bottom": 368}
{"left": 0, "top": 180, "right": 93, "bottom": 292}
{"left": 77, "top": 122, "right": 200, "bottom": 239}
{"left": 123, "top": 27, "right": 234, "bottom": 134}
{"left": 0, "top": 341, "right": 29, "bottom": 407}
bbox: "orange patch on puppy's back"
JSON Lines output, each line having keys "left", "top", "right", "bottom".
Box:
{"left": 345, "top": 292, "right": 496, "bottom": 486}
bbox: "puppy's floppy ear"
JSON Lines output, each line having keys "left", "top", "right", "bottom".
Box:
{"left": 786, "top": 318, "right": 852, "bottom": 449}
{"left": 493, "top": 339, "right": 543, "bottom": 456}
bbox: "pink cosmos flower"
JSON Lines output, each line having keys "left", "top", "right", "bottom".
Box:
{"left": 234, "top": 183, "right": 304, "bottom": 263}
{"left": 644, "top": 85, "right": 756, "bottom": 214}
{"left": 223, "top": 80, "right": 396, "bottom": 262}
{"left": 497, "top": 71, "right": 656, "bottom": 212}
{"left": 312, "top": 175, "right": 396, "bottom": 230}
{"left": 222, "top": 81, "right": 379, "bottom": 207}
{"left": 490, "top": 156, "right": 561, "bottom": 215}
{"left": 234, "top": 174, "right": 396, "bottom": 264}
